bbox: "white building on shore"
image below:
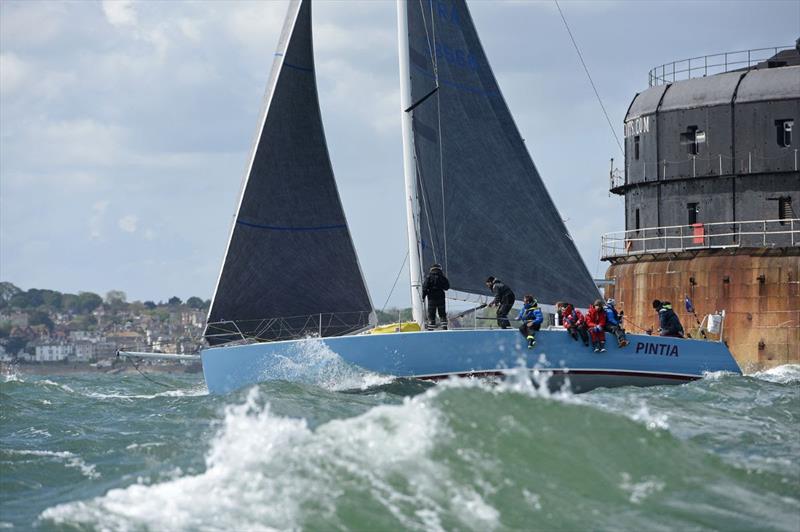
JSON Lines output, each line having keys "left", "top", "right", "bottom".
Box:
{"left": 34, "top": 343, "right": 74, "bottom": 362}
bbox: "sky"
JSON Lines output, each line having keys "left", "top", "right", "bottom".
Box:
{"left": 1, "top": 0, "right": 798, "bottom": 308}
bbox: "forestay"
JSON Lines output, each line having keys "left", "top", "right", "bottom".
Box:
{"left": 405, "top": 0, "right": 600, "bottom": 305}
{"left": 205, "top": 0, "right": 374, "bottom": 345}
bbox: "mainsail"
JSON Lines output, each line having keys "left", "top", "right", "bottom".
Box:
{"left": 205, "top": 0, "right": 374, "bottom": 345}
{"left": 403, "top": 0, "right": 600, "bottom": 306}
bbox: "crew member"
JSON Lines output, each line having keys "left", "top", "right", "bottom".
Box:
{"left": 422, "top": 263, "right": 450, "bottom": 330}
{"left": 556, "top": 301, "right": 590, "bottom": 346}
{"left": 586, "top": 299, "right": 607, "bottom": 352}
{"left": 517, "top": 295, "right": 543, "bottom": 348}
{"left": 652, "top": 299, "right": 684, "bottom": 338}
{"left": 485, "top": 276, "right": 515, "bottom": 329}
{"left": 604, "top": 298, "right": 629, "bottom": 348}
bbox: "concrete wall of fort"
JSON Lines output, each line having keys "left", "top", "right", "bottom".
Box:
{"left": 605, "top": 252, "right": 799, "bottom": 370}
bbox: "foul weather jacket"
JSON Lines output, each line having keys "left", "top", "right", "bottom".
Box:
{"left": 422, "top": 271, "right": 450, "bottom": 302}
{"left": 658, "top": 304, "right": 684, "bottom": 337}
{"left": 605, "top": 306, "right": 622, "bottom": 327}
{"left": 586, "top": 306, "right": 607, "bottom": 332}
{"left": 491, "top": 280, "right": 515, "bottom": 306}
{"left": 561, "top": 305, "right": 586, "bottom": 328}
{"left": 517, "top": 304, "right": 543, "bottom": 325}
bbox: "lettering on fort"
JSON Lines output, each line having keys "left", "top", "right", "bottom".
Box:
{"left": 624, "top": 116, "right": 650, "bottom": 138}
{"left": 634, "top": 342, "right": 679, "bottom": 357}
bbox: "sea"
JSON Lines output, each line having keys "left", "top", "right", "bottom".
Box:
{"left": 1, "top": 359, "right": 799, "bottom": 531}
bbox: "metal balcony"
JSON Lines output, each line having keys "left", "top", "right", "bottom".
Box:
{"left": 601, "top": 219, "right": 799, "bottom": 260}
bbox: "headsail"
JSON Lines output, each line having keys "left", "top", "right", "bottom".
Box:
{"left": 205, "top": 0, "right": 374, "bottom": 345}
{"left": 403, "top": 0, "right": 600, "bottom": 305}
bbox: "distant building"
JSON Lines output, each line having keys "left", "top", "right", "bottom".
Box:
{"left": 72, "top": 341, "right": 96, "bottom": 362}
{"left": 106, "top": 331, "right": 145, "bottom": 351}
{"left": 34, "top": 343, "right": 73, "bottom": 362}
{"left": 0, "top": 312, "right": 29, "bottom": 327}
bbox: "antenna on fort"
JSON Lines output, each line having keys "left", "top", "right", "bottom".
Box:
{"left": 608, "top": 157, "right": 623, "bottom": 196}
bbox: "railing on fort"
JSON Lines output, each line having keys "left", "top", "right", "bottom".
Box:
{"left": 648, "top": 46, "right": 795, "bottom": 87}
{"left": 601, "top": 219, "right": 799, "bottom": 259}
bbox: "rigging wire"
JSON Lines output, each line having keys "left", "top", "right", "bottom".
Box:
{"left": 380, "top": 250, "right": 410, "bottom": 314}
{"left": 428, "top": 0, "right": 449, "bottom": 274}
{"left": 416, "top": 0, "right": 448, "bottom": 272}
{"left": 124, "top": 356, "right": 173, "bottom": 389}
{"left": 554, "top": 0, "right": 624, "bottom": 155}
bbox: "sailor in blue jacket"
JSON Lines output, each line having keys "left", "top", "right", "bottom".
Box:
{"left": 517, "top": 295, "right": 543, "bottom": 349}
{"left": 604, "top": 299, "right": 629, "bottom": 347}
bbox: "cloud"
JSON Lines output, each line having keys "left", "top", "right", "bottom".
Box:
{"left": 89, "top": 200, "right": 110, "bottom": 239}
{"left": 0, "top": 53, "right": 28, "bottom": 95}
{"left": 118, "top": 215, "right": 138, "bottom": 233}
{"left": 40, "top": 119, "right": 126, "bottom": 167}
{"left": 225, "top": 1, "right": 286, "bottom": 54}
{"left": 0, "top": 2, "right": 66, "bottom": 48}
{"left": 102, "top": 0, "right": 137, "bottom": 28}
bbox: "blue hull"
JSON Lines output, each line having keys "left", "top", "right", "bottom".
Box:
{"left": 201, "top": 328, "right": 741, "bottom": 395}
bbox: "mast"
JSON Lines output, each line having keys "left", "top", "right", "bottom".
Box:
{"left": 397, "top": 0, "right": 425, "bottom": 326}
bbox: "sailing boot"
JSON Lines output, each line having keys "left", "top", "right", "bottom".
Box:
{"left": 527, "top": 335, "right": 536, "bottom": 349}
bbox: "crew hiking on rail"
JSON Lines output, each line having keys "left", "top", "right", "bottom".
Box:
{"left": 586, "top": 299, "right": 607, "bottom": 352}
{"left": 517, "top": 295, "right": 543, "bottom": 348}
{"left": 653, "top": 299, "right": 685, "bottom": 338}
{"left": 556, "top": 301, "right": 590, "bottom": 346}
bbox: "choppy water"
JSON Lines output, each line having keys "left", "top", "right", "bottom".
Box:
{"left": 1, "top": 360, "right": 798, "bottom": 531}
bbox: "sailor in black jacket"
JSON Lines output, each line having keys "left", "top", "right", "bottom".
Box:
{"left": 653, "top": 299, "right": 685, "bottom": 338}
{"left": 486, "top": 276, "right": 515, "bottom": 329}
{"left": 422, "top": 264, "right": 450, "bottom": 329}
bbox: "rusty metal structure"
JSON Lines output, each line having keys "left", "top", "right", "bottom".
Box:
{"left": 603, "top": 44, "right": 800, "bottom": 370}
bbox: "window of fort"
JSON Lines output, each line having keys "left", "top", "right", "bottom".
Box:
{"left": 687, "top": 203, "right": 699, "bottom": 225}
{"left": 775, "top": 119, "right": 793, "bottom": 147}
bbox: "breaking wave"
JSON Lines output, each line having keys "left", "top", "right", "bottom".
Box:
{"left": 40, "top": 373, "right": 800, "bottom": 532}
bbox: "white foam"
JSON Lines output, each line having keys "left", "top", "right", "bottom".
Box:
{"left": 1, "top": 366, "right": 23, "bottom": 383}
{"left": 619, "top": 472, "right": 665, "bottom": 504}
{"left": 630, "top": 401, "right": 670, "bottom": 431}
{"left": 701, "top": 370, "right": 740, "bottom": 381}
{"left": 8, "top": 449, "right": 99, "bottom": 479}
{"left": 37, "top": 380, "right": 75, "bottom": 393}
{"left": 256, "top": 337, "right": 394, "bottom": 391}
{"left": 40, "top": 382, "right": 510, "bottom": 531}
{"left": 521, "top": 489, "right": 542, "bottom": 511}
{"left": 748, "top": 364, "right": 800, "bottom": 384}
{"left": 86, "top": 385, "right": 208, "bottom": 401}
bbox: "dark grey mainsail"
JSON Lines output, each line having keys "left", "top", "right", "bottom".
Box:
{"left": 205, "top": 0, "right": 373, "bottom": 345}
{"left": 404, "top": 0, "right": 599, "bottom": 305}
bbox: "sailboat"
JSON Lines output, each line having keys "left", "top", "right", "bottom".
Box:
{"left": 199, "top": 0, "right": 741, "bottom": 395}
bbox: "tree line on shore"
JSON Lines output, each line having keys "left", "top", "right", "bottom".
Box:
{"left": 0, "top": 281, "right": 414, "bottom": 333}
{"left": 0, "top": 281, "right": 209, "bottom": 334}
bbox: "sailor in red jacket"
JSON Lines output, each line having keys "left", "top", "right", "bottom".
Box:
{"left": 585, "top": 299, "right": 607, "bottom": 352}
{"left": 557, "top": 301, "right": 590, "bottom": 346}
